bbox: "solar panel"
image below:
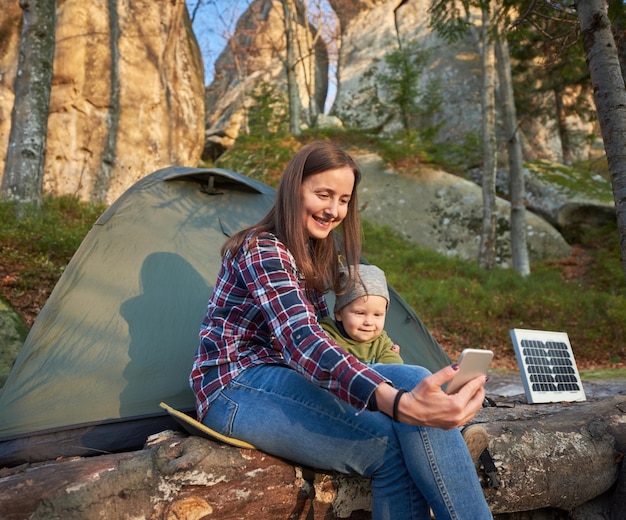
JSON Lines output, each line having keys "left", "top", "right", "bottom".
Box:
{"left": 509, "top": 328, "right": 586, "bottom": 404}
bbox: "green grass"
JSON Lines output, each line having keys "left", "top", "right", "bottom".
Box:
{"left": 361, "top": 219, "right": 626, "bottom": 368}
{"left": 526, "top": 159, "right": 614, "bottom": 203}
{"left": 0, "top": 195, "right": 106, "bottom": 307}
{"left": 580, "top": 369, "right": 626, "bottom": 381}
{"left": 0, "top": 195, "right": 105, "bottom": 260}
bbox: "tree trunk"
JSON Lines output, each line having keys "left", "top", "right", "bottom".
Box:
{"left": 495, "top": 37, "right": 530, "bottom": 277}
{"left": 553, "top": 87, "right": 573, "bottom": 166}
{"left": 479, "top": 2, "right": 497, "bottom": 270}
{"left": 297, "top": 0, "right": 321, "bottom": 126}
{"left": 282, "top": 0, "right": 301, "bottom": 136}
{"left": 0, "top": 0, "right": 57, "bottom": 207}
{"left": 477, "top": 393, "right": 625, "bottom": 515}
{"left": 91, "top": 0, "right": 120, "bottom": 202}
{"left": 576, "top": 0, "right": 626, "bottom": 281}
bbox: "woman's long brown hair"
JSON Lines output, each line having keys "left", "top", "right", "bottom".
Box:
{"left": 221, "top": 140, "right": 362, "bottom": 293}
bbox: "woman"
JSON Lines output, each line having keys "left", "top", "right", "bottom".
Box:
{"left": 190, "top": 140, "right": 492, "bottom": 519}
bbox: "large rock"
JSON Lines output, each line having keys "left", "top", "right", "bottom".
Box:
{"left": 196, "top": 0, "right": 600, "bottom": 167}
{"left": 0, "top": 2, "right": 22, "bottom": 185}
{"left": 328, "top": 0, "right": 595, "bottom": 164}
{"left": 203, "top": 0, "right": 329, "bottom": 160}
{"left": 467, "top": 161, "right": 617, "bottom": 240}
{"left": 0, "top": 0, "right": 205, "bottom": 204}
{"left": 199, "top": 0, "right": 597, "bottom": 164}
{"left": 355, "top": 153, "right": 572, "bottom": 266}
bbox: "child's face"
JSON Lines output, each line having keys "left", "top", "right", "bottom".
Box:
{"left": 335, "top": 295, "right": 387, "bottom": 343}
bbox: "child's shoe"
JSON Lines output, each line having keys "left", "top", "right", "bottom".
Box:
{"left": 462, "top": 424, "right": 489, "bottom": 462}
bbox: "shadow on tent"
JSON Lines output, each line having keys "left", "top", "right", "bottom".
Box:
{"left": 0, "top": 166, "right": 450, "bottom": 467}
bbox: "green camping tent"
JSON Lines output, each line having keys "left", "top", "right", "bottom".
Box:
{"left": 0, "top": 166, "right": 450, "bottom": 467}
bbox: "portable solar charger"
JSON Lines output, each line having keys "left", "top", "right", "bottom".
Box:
{"left": 510, "top": 328, "right": 586, "bottom": 404}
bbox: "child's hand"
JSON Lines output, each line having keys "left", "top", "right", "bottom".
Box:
{"left": 391, "top": 344, "right": 400, "bottom": 353}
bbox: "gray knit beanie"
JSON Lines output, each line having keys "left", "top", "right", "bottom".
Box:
{"left": 334, "top": 264, "right": 390, "bottom": 312}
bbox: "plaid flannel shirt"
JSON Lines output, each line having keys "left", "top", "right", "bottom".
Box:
{"left": 189, "top": 232, "right": 388, "bottom": 421}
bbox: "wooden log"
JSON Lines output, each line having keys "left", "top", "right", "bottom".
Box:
{"left": 476, "top": 394, "right": 626, "bottom": 514}
{"left": 1, "top": 395, "right": 624, "bottom": 519}
{"left": 0, "top": 432, "right": 364, "bottom": 520}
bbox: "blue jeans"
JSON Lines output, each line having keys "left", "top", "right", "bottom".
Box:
{"left": 201, "top": 363, "right": 492, "bottom": 520}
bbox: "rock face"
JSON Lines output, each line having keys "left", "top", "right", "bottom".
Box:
{"left": 0, "top": 0, "right": 205, "bottom": 204}
{"left": 205, "top": 0, "right": 596, "bottom": 164}
{"left": 203, "top": 0, "right": 328, "bottom": 159}
{"left": 328, "top": 0, "right": 595, "bottom": 163}
{"left": 355, "top": 153, "right": 572, "bottom": 265}
{"left": 467, "top": 162, "right": 617, "bottom": 240}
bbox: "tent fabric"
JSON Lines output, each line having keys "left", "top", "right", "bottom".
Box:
{"left": 0, "top": 166, "right": 450, "bottom": 468}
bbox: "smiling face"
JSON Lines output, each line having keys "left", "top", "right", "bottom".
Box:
{"left": 335, "top": 295, "right": 388, "bottom": 343}
{"left": 300, "top": 166, "right": 355, "bottom": 240}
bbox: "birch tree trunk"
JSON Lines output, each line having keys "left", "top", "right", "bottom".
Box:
{"left": 495, "top": 37, "right": 530, "bottom": 276}
{"left": 282, "top": 0, "right": 301, "bottom": 136}
{"left": 297, "top": 0, "right": 321, "bottom": 126}
{"left": 0, "top": 0, "right": 57, "bottom": 207}
{"left": 479, "top": 2, "right": 497, "bottom": 270}
{"left": 576, "top": 0, "right": 626, "bottom": 280}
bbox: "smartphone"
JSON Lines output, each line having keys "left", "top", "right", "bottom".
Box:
{"left": 445, "top": 348, "right": 493, "bottom": 394}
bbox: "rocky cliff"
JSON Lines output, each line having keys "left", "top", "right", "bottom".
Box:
{"left": 203, "top": 0, "right": 329, "bottom": 158}
{"left": 0, "top": 0, "right": 205, "bottom": 204}
{"left": 203, "top": 0, "right": 596, "bottom": 164}
{"left": 0, "top": 0, "right": 607, "bottom": 226}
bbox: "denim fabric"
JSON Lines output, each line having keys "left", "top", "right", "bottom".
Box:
{"left": 202, "top": 363, "right": 492, "bottom": 520}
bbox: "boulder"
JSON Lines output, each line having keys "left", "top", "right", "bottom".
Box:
{"left": 203, "top": 0, "right": 329, "bottom": 160}
{"left": 202, "top": 0, "right": 596, "bottom": 164}
{"left": 467, "top": 162, "right": 616, "bottom": 240}
{"left": 355, "top": 153, "right": 572, "bottom": 266}
{"left": 330, "top": 0, "right": 597, "bottom": 164}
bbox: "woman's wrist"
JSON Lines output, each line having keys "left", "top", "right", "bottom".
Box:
{"left": 373, "top": 382, "right": 402, "bottom": 418}
{"left": 392, "top": 389, "right": 407, "bottom": 422}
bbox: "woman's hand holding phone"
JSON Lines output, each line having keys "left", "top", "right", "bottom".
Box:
{"left": 445, "top": 348, "right": 493, "bottom": 394}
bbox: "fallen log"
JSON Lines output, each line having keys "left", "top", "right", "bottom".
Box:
{"left": 1, "top": 394, "right": 624, "bottom": 519}
{"left": 477, "top": 394, "right": 626, "bottom": 514}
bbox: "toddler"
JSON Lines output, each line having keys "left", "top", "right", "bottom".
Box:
{"left": 321, "top": 264, "right": 402, "bottom": 365}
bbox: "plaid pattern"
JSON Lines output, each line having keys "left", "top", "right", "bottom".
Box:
{"left": 190, "top": 232, "right": 388, "bottom": 421}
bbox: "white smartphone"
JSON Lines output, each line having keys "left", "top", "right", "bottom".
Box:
{"left": 445, "top": 348, "right": 493, "bottom": 394}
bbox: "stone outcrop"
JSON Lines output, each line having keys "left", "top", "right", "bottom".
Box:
{"left": 204, "top": 0, "right": 596, "bottom": 165}
{"left": 329, "top": 0, "right": 595, "bottom": 164}
{"left": 203, "top": 0, "right": 328, "bottom": 159}
{"left": 0, "top": 2, "right": 23, "bottom": 185}
{"left": 466, "top": 162, "right": 617, "bottom": 240}
{"left": 355, "top": 153, "right": 572, "bottom": 265}
{"left": 1, "top": 386, "right": 624, "bottom": 519}
{"left": 0, "top": 0, "right": 205, "bottom": 204}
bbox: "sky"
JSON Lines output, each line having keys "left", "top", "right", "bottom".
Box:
{"left": 186, "top": 0, "right": 253, "bottom": 85}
